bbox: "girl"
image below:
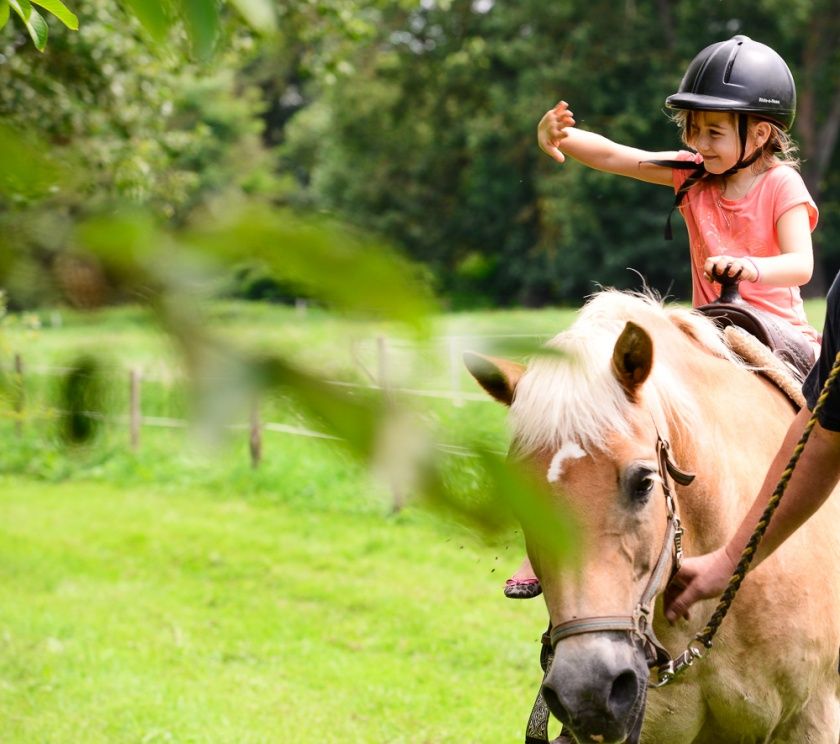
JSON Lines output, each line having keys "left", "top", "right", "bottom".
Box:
{"left": 506, "top": 35, "right": 821, "bottom": 599}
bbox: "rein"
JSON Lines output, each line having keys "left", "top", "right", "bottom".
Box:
{"left": 524, "top": 350, "right": 840, "bottom": 743}
{"left": 664, "top": 348, "right": 840, "bottom": 680}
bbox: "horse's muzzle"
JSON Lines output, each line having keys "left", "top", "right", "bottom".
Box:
{"left": 541, "top": 633, "right": 649, "bottom": 744}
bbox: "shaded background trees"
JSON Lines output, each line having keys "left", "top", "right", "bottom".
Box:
{"left": 3, "top": 0, "right": 840, "bottom": 310}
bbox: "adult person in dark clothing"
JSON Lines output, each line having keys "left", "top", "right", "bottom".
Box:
{"left": 665, "top": 270, "right": 840, "bottom": 622}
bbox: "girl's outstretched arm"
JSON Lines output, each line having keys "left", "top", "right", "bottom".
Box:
{"left": 537, "top": 100, "right": 677, "bottom": 186}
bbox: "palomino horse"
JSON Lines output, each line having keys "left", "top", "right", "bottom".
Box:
{"left": 466, "top": 289, "right": 840, "bottom": 744}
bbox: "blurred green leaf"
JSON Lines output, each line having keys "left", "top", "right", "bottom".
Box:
{"left": 119, "top": 0, "right": 170, "bottom": 42}
{"left": 58, "top": 355, "right": 104, "bottom": 445}
{"left": 414, "top": 437, "right": 580, "bottom": 559}
{"left": 0, "top": 124, "right": 62, "bottom": 200}
{"left": 229, "top": 0, "right": 275, "bottom": 33}
{"left": 259, "top": 355, "right": 385, "bottom": 460}
{"left": 483, "top": 337, "right": 568, "bottom": 361}
{"left": 74, "top": 211, "right": 159, "bottom": 273}
{"left": 476, "top": 448, "right": 579, "bottom": 564}
{"left": 31, "top": 0, "right": 77, "bottom": 29}
{"left": 11, "top": 0, "right": 47, "bottom": 50}
{"left": 72, "top": 206, "right": 436, "bottom": 466}
{"left": 9, "top": 0, "right": 29, "bottom": 20}
{"left": 178, "top": 0, "right": 218, "bottom": 60}
{"left": 0, "top": 0, "right": 10, "bottom": 29}
{"left": 187, "top": 205, "right": 437, "bottom": 330}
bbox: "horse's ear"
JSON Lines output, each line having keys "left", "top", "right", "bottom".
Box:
{"left": 463, "top": 351, "right": 524, "bottom": 407}
{"left": 612, "top": 321, "right": 653, "bottom": 397}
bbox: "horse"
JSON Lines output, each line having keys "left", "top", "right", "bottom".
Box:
{"left": 465, "top": 289, "right": 840, "bottom": 744}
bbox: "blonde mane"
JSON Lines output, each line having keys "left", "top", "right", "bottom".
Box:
{"left": 509, "top": 290, "right": 744, "bottom": 455}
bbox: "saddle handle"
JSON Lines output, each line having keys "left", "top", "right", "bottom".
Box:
{"left": 708, "top": 265, "right": 745, "bottom": 305}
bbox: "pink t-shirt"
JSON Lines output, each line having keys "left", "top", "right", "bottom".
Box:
{"left": 672, "top": 150, "right": 820, "bottom": 348}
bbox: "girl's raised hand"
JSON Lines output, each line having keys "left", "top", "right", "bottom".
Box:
{"left": 537, "top": 100, "right": 576, "bottom": 164}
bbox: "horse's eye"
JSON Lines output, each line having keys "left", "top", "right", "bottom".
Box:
{"left": 623, "top": 465, "right": 657, "bottom": 504}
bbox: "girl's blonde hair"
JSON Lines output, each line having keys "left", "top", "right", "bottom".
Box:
{"left": 671, "top": 109, "right": 800, "bottom": 170}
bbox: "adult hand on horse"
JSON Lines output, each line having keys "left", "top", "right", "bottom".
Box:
{"left": 663, "top": 546, "right": 738, "bottom": 622}
{"left": 538, "top": 100, "right": 576, "bottom": 164}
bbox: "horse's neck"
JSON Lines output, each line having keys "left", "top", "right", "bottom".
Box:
{"left": 669, "top": 361, "right": 794, "bottom": 554}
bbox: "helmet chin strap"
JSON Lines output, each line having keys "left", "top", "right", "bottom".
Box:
{"left": 721, "top": 114, "right": 763, "bottom": 177}
{"left": 652, "top": 113, "right": 765, "bottom": 240}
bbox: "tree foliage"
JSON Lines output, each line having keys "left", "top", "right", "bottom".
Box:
{"left": 0, "top": 2, "right": 282, "bottom": 306}
{"left": 1, "top": 0, "right": 78, "bottom": 52}
{"left": 4, "top": 0, "right": 839, "bottom": 306}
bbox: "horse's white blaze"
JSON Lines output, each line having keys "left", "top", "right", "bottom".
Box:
{"left": 547, "top": 441, "right": 585, "bottom": 482}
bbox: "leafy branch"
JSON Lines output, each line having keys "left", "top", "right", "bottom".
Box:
{"left": 2, "top": 0, "right": 78, "bottom": 51}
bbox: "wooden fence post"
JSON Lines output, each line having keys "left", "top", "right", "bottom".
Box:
{"left": 375, "top": 336, "right": 406, "bottom": 512}
{"left": 129, "top": 368, "right": 141, "bottom": 451}
{"left": 13, "top": 353, "right": 23, "bottom": 436}
{"left": 249, "top": 396, "right": 262, "bottom": 468}
{"left": 376, "top": 335, "right": 388, "bottom": 391}
{"left": 448, "top": 336, "right": 463, "bottom": 407}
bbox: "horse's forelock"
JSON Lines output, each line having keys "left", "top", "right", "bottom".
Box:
{"left": 510, "top": 290, "right": 727, "bottom": 456}
{"left": 510, "top": 324, "right": 634, "bottom": 454}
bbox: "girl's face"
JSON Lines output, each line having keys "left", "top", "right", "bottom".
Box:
{"left": 685, "top": 111, "right": 743, "bottom": 174}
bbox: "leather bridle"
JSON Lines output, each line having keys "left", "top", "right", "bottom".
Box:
{"left": 525, "top": 432, "right": 697, "bottom": 744}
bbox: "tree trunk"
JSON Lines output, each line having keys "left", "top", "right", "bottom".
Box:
{"left": 796, "top": 12, "right": 840, "bottom": 297}
{"left": 654, "top": 0, "right": 676, "bottom": 53}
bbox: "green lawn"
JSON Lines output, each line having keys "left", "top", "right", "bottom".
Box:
{"left": 0, "top": 474, "right": 551, "bottom": 743}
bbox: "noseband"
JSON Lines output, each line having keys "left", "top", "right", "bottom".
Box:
{"left": 546, "top": 433, "right": 695, "bottom": 684}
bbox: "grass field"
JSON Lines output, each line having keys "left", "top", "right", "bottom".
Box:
{"left": 0, "top": 473, "right": 552, "bottom": 743}
{"left": 0, "top": 295, "right": 827, "bottom": 742}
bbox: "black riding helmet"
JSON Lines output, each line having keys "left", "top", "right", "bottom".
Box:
{"left": 666, "top": 35, "right": 796, "bottom": 131}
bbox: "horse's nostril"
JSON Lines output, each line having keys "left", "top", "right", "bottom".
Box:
{"left": 541, "top": 683, "right": 571, "bottom": 727}
{"left": 608, "top": 670, "right": 639, "bottom": 718}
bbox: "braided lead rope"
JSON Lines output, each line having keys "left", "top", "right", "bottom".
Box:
{"left": 694, "top": 349, "right": 840, "bottom": 651}
{"left": 525, "top": 628, "right": 553, "bottom": 744}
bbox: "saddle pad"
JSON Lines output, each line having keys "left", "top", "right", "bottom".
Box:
{"left": 723, "top": 325, "right": 805, "bottom": 410}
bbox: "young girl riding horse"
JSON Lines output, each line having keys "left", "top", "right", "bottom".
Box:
{"left": 507, "top": 35, "right": 822, "bottom": 599}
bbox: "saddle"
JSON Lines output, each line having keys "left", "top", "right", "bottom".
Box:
{"left": 696, "top": 274, "right": 816, "bottom": 384}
